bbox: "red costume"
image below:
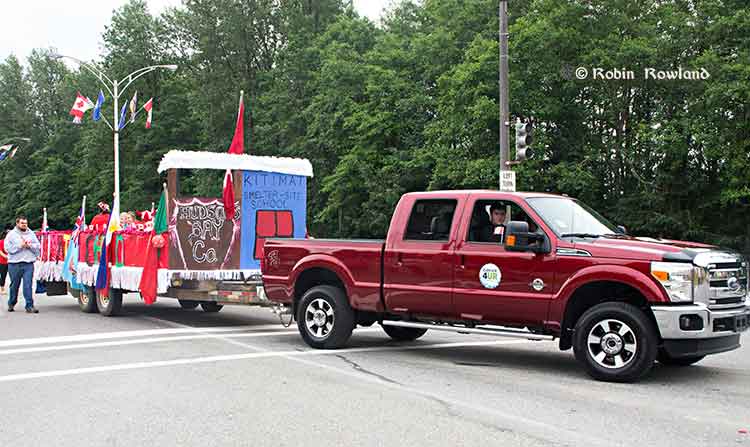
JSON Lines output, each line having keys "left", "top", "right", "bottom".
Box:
{"left": 89, "top": 213, "right": 110, "bottom": 232}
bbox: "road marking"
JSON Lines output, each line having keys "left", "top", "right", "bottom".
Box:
{"left": 0, "top": 326, "right": 383, "bottom": 356}
{"left": 0, "top": 339, "right": 526, "bottom": 383}
{"left": 0, "top": 325, "right": 286, "bottom": 348}
{"left": 0, "top": 330, "right": 298, "bottom": 356}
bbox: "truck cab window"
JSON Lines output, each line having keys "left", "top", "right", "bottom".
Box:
{"left": 404, "top": 199, "right": 457, "bottom": 241}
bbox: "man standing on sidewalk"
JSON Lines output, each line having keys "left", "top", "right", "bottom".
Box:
{"left": 5, "top": 216, "right": 41, "bottom": 313}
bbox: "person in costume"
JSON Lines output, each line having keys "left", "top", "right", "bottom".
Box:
{"left": 89, "top": 202, "right": 110, "bottom": 232}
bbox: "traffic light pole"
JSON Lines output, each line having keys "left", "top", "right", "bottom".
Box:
{"left": 498, "top": 0, "right": 511, "bottom": 187}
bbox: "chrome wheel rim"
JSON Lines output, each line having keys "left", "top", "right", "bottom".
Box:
{"left": 99, "top": 293, "right": 110, "bottom": 308}
{"left": 305, "top": 298, "right": 334, "bottom": 339}
{"left": 587, "top": 319, "right": 637, "bottom": 369}
{"left": 80, "top": 292, "right": 89, "bottom": 305}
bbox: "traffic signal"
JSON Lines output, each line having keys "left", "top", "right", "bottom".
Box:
{"left": 515, "top": 120, "right": 533, "bottom": 161}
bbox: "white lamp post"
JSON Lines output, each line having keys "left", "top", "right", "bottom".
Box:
{"left": 50, "top": 53, "right": 177, "bottom": 203}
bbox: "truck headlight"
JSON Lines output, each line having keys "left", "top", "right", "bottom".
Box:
{"left": 651, "top": 262, "right": 695, "bottom": 303}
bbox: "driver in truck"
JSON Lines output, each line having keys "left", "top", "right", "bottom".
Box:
{"left": 480, "top": 203, "right": 506, "bottom": 243}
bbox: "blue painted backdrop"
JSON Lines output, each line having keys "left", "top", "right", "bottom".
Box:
{"left": 240, "top": 170, "right": 307, "bottom": 270}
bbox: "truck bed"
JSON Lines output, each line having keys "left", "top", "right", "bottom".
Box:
{"left": 261, "top": 238, "right": 385, "bottom": 311}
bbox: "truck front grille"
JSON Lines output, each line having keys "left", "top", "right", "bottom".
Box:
{"left": 707, "top": 262, "right": 747, "bottom": 309}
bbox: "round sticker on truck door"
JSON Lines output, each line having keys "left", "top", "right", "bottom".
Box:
{"left": 479, "top": 263, "right": 502, "bottom": 289}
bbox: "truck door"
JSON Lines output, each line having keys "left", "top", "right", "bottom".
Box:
{"left": 452, "top": 197, "right": 556, "bottom": 326}
{"left": 383, "top": 197, "right": 463, "bottom": 317}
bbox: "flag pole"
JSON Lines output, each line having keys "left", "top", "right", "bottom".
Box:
{"left": 82, "top": 195, "right": 87, "bottom": 228}
{"left": 113, "top": 81, "right": 120, "bottom": 209}
{"left": 163, "top": 182, "right": 168, "bottom": 210}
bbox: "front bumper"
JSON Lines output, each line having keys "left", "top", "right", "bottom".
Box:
{"left": 661, "top": 335, "right": 740, "bottom": 358}
{"left": 651, "top": 303, "right": 749, "bottom": 357}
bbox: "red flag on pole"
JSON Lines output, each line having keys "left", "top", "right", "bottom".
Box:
{"left": 223, "top": 169, "right": 236, "bottom": 220}
{"left": 228, "top": 91, "right": 244, "bottom": 154}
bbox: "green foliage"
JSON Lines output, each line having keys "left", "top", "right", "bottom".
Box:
{"left": 0, "top": 0, "right": 747, "bottom": 254}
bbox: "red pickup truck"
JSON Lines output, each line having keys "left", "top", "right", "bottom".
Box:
{"left": 261, "top": 190, "right": 749, "bottom": 382}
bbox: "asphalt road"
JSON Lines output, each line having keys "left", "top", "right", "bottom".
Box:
{"left": 0, "top": 293, "right": 748, "bottom": 447}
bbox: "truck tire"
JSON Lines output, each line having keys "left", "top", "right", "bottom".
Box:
{"left": 179, "top": 300, "right": 199, "bottom": 310}
{"left": 78, "top": 286, "right": 98, "bottom": 313}
{"left": 657, "top": 351, "right": 705, "bottom": 367}
{"left": 573, "top": 302, "right": 658, "bottom": 382}
{"left": 382, "top": 324, "right": 428, "bottom": 341}
{"left": 98, "top": 288, "right": 123, "bottom": 317}
{"left": 200, "top": 302, "right": 223, "bottom": 313}
{"left": 297, "top": 285, "right": 355, "bottom": 349}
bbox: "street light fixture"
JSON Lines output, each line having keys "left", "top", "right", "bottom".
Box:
{"left": 1, "top": 137, "right": 31, "bottom": 143}
{"left": 0, "top": 136, "right": 31, "bottom": 162}
{"left": 49, "top": 52, "right": 177, "bottom": 205}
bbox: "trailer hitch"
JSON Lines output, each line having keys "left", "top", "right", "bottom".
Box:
{"left": 272, "top": 304, "right": 294, "bottom": 328}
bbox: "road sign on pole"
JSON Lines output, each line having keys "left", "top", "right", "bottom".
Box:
{"left": 500, "top": 170, "right": 516, "bottom": 192}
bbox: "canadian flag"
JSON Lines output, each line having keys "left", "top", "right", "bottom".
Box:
{"left": 144, "top": 97, "right": 154, "bottom": 128}
{"left": 69, "top": 92, "right": 93, "bottom": 124}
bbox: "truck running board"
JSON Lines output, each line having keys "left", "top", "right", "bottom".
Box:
{"left": 381, "top": 320, "right": 554, "bottom": 341}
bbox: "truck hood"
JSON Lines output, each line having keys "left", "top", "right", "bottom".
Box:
{"left": 570, "top": 236, "right": 715, "bottom": 262}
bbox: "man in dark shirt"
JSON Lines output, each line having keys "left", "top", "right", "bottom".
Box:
{"left": 480, "top": 204, "right": 506, "bottom": 243}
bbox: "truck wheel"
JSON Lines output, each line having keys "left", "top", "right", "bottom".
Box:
{"left": 98, "top": 288, "right": 123, "bottom": 317}
{"left": 179, "top": 300, "right": 199, "bottom": 310}
{"left": 78, "top": 286, "right": 98, "bottom": 313}
{"left": 573, "top": 302, "right": 658, "bottom": 382}
{"left": 382, "top": 324, "right": 428, "bottom": 341}
{"left": 657, "top": 351, "right": 705, "bottom": 367}
{"left": 200, "top": 302, "right": 223, "bottom": 313}
{"left": 297, "top": 285, "right": 355, "bottom": 349}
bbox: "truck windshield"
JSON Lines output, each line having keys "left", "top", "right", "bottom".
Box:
{"left": 526, "top": 197, "right": 618, "bottom": 238}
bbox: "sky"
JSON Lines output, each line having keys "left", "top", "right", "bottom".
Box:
{"left": 0, "top": 0, "right": 393, "bottom": 63}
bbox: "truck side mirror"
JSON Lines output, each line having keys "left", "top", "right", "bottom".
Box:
{"left": 504, "top": 221, "right": 549, "bottom": 254}
{"left": 616, "top": 225, "right": 628, "bottom": 235}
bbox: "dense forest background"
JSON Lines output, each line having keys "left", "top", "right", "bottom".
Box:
{"left": 0, "top": 0, "right": 748, "bottom": 253}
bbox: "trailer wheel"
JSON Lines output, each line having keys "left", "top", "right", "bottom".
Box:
{"left": 297, "top": 285, "right": 355, "bottom": 349}
{"left": 78, "top": 286, "right": 98, "bottom": 313}
{"left": 179, "top": 300, "right": 199, "bottom": 310}
{"left": 573, "top": 302, "right": 657, "bottom": 382}
{"left": 200, "top": 302, "right": 223, "bottom": 313}
{"left": 657, "top": 351, "right": 705, "bottom": 367}
{"left": 98, "top": 288, "right": 123, "bottom": 317}
{"left": 382, "top": 324, "right": 428, "bottom": 342}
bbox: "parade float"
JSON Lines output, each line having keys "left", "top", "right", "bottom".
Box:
{"left": 35, "top": 230, "right": 72, "bottom": 296}
{"left": 52, "top": 149, "right": 312, "bottom": 316}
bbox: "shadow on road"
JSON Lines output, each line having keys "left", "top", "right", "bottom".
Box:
{"left": 123, "top": 302, "right": 279, "bottom": 328}
{"left": 39, "top": 294, "right": 280, "bottom": 328}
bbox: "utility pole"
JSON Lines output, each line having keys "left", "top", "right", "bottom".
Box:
{"left": 498, "top": 0, "right": 511, "bottom": 189}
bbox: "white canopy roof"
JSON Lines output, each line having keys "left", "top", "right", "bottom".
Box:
{"left": 157, "top": 150, "right": 314, "bottom": 177}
